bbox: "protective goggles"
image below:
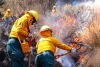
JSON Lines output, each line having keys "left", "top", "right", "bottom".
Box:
{"left": 32, "top": 17, "right": 37, "bottom": 25}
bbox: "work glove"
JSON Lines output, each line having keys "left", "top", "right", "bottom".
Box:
{"left": 71, "top": 48, "right": 77, "bottom": 54}
{"left": 28, "top": 33, "right": 33, "bottom": 38}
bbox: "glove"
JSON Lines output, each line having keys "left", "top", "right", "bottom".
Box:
{"left": 71, "top": 48, "right": 77, "bottom": 54}
{"left": 28, "top": 33, "right": 33, "bottom": 38}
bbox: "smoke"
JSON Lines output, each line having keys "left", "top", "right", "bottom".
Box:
{"left": 43, "top": 0, "right": 100, "bottom": 67}
{"left": 93, "top": 0, "right": 100, "bottom": 7}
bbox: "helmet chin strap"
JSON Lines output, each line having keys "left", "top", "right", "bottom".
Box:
{"left": 32, "top": 18, "right": 37, "bottom": 25}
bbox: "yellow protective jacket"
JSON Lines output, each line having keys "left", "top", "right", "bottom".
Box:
{"left": 9, "top": 14, "right": 32, "bottom": 40}
{"left": 36, "top": 36, "right": 71, "bottom": 55}
{"left": 52, "top": 9, "right": 57, "bottom": 13}
{"left": 4, "top": 11, "right": 10, "bottom": 18}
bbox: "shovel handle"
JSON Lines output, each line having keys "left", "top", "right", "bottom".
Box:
{"left": 28, "top": 52, "right": 31, "bottom": 67}
{"left": 55, "top": 52, "right": 69, "bottom": 59}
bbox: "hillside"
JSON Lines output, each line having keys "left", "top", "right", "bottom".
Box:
{"left": 0, "top": 0, "right": 100, "bottom": 67}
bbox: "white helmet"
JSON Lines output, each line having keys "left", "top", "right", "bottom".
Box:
{"left": 40, "top": 25, "right": 52, "bottom": 32}
{"left": 28, "top": 10, "right": 39, "bottom": 21}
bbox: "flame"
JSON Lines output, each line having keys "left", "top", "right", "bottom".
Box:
{"left": 81, "top": 7, "right": 100, "bottom": 45}
{"left": 62, "top": 14, "right": 76, "bottom": 27}
{"left": 53, "top": 13, "right": 76, "bottom": 40}
{"left": 55, "top": 14, "right": 76, "bottom": 28}
{"left": 46, "top": 0, "right": 100, "bottom": 66}
{"left": 79, "top": 55, "right": 86, "bottom": 64}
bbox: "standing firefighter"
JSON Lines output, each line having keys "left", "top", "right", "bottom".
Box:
{"left": 2, "top": 9, "right": 11, "bottom": 28}
{"left": 52, "top": 6, "right": 57, "bottom": 13}
{"left": 6, "top": 10, "right": 39, "bottom": 67}
{"left": 51, "top": 6, "right": 59, "bottom": 24}
{"left": 35, "top": 25, "right": 77, "bottom": 67}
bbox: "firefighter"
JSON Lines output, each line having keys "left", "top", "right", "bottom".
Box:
{"left": 51, "top": 6, "right": 60, "bottom": 24}
{"left": 6, "top": 10, "right": 39, "bottom": 67}
{"left": 2, "top": 9, "right": 11, "bottom": 28}
{"left": 52, "top": 6, "right": 57, "bottom": 13}
{"left": 35, "top": 25, "right": 77, "bottom": 67}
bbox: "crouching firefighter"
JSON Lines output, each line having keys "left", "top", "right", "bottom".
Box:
{"left": 35, "top": 25, "right": 77, "bottom": 67}
{"left": 6, "top": 10, "right": 39, "bottom": 67}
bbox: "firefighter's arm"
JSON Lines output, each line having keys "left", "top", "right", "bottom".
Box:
{"left": 16, "top": 25, "right": 28, "bottom": 38}
{"left": 51, "top": 37, "right": 77, "bottom": 54}
{"left": 16, "top": 19, "right": 28, "bottom": 38}
{"left": 51, "top": 37, "right": 71, "bottom": 51}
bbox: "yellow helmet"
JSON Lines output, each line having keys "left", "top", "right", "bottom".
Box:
{"left": 7, "top": 9, "right": 10, "bottom": 12}
{"left": 53, "top": 6, "right": 56, "bottom": 9}
{"left": 28, "top": 10, "right": 39, "bottom": 21}
{"left": 40, "top": 25, "right": 52, "bottom": 32}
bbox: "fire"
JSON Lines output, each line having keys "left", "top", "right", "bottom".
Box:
{"left": 79, "top": 55, "right": 86, "bottom": 64}
{"left": 55, "top": 14, "right": 76, "bottom": 28}
{"left": 53, "top": 13, "right": 76, "bottom": 40}
{"left": 47, "top": 0, "right": 100, "bottom": 67}
{"left": 63, "top": 14, "right": 76, "bottom": 26}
